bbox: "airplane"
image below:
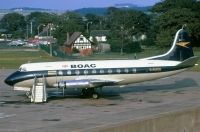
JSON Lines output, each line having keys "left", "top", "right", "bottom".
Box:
{"left": 5, "top": 27, "right": 199, "bottom": 99}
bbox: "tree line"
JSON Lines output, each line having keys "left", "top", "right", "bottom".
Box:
{"left": 0, "top": 0, "right": 200, "bottom": 53}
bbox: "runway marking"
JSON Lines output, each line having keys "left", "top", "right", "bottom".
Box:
{"left": 0, "top": 113, "right": 16, "bottom": 119}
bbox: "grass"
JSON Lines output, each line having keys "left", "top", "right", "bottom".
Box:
{"left": 0, "top": 49, "right": 61, "bottom": 69}
{"left": 0, "top": 47, "right": 200, "bottom": 71}
{"left": 78, "top": 48, "right": 168, "bottom": 60}
{"left": 190, "top": 48, "right": 200, "bottom": 71}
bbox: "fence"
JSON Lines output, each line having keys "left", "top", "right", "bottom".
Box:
{"left": 39, "top": 44, "right": 77, "bottom": 59}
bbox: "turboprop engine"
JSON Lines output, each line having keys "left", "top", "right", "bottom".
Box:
{"left": 53, "top": 80, "right": 94, "bottom": 89}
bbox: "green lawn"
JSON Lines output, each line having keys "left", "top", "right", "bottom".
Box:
{"left": 0, "top": 49, "right": 61, "bottom": 69}
{"left": 0, "top": 48, "right": 200, "bottom": 71}
{"left": 78, "top": 48, "right": 168, "bottom": 60}
{"left": 190, "top": 48, "right": 200, "bottom": 71}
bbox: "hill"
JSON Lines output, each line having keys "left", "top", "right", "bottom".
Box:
{"left": 74, "top": 3, "right": 152, "bottom": 16}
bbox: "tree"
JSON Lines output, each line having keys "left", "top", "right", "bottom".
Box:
{"left": 152, "top": 0, "right": 200, "bottom": 47}
{"left": 0, "top": 13, "right": 26, "bottom": 38}
{"left": 53, "top": 12, "right": 85, "bottom": 45}
{"left": 26, "top": 12, "right": 59, "bottom": 36}
{"left": 106, "top": 8, "right": 150, "bottom": 53}
{"left": 85, "top": 14, "right": 105, "bottom": 30}
{"left": 152, "top": 0, "right": 200, "bottom": 13}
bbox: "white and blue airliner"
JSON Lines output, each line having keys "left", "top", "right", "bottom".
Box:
{"left": 5, "top": 27, "right": 199, "bottom": 99}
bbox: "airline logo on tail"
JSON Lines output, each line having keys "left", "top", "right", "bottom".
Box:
{"left": 177, "top": 42, "right": 190, "bottom": 48}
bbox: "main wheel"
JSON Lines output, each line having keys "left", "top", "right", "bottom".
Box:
{"left": 81, "top": 88, "right": 99, "bottom": 99}
{"left": 92, "top": 93, "right": 99, "bottom": 99}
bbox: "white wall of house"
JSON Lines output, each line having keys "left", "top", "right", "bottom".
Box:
{"left": 132, "top": 34, "right": 147, "bottom": 42}
{"left": 90, "top": 36, "right": 107, "bottom": 43}
{"left": 140, "top": 34, "right": 147, "bottom": 41}
{"left": 73, "top": 35, "right": 92, "bottom": 50}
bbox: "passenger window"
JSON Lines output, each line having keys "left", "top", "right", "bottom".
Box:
{"left": 92, "top": 69, "right": 96, "bottom": 74}
{"left": 132, "top": 68, "right": 136, "bottom": 73}
{"left": 125, "top": 68, "right": 129, "bottom": 73}
{"left": 116, "top": 69, "right": 121, "bottom": 73}
{"left": 108, "top": 69, "right": 112, "bottom": 74}
{"left": 84, "top": 70, "right": 88, "bottom": 75}
{"left": 67, "top": 70, "right": 71, "bottom": 75}
{"left": 100, "top": 69, "right": 104, "bottom": 74}
{"left": 58, "top": 71, "right": 63, "bottom": 75}
{"left": 75, "top": 70, "right": 80, "bottom": 75}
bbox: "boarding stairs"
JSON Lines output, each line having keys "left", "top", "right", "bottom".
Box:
{"left": 31, "top": 75, "right": 47, "bottom": 103}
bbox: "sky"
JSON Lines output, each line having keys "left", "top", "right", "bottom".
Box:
{"left": 0, "top": 0, "right": 161, "bottom": 10}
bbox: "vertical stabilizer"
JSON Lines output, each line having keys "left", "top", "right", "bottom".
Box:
{"left": 142, "top": 26, "right": 194, "bottom": 61}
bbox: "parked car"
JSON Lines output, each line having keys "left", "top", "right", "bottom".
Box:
{"left": 24, "top": 43, "right": 38, "bottom": 47}
{"left": 8, "top": 40, "right": 26, "bottom": 46}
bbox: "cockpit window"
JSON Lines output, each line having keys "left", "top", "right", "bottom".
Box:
{"left": 19, "top": 67, "right": 27, "bottom": 72}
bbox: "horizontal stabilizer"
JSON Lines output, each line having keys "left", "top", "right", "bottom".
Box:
{"left": 177, "top": 56, "right": 199, "bottom": 68}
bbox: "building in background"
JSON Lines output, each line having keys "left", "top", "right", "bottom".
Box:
{"left": 64, "top": 32, "right": 93, "bottom": 55}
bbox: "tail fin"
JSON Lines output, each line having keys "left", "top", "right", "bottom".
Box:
{"left": 142, "top": 27, "right": 194, "bottom": 61}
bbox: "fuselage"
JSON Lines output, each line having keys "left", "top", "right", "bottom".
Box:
{"left": 5, "top": 59, "right": 187, "bottom": 91}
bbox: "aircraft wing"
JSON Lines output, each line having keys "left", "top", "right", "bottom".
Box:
{"left": 54, "top": 78, "right": 121, "bottom": 89}
{"left": 88, "top": 79, "right": 118, "bottom": 87}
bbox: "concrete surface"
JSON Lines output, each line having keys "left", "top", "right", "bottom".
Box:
{"left": 0, "top": 69, "right": 200, "bottom": 132}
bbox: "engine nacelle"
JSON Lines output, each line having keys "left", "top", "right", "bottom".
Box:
{"left": 54, "top": 80, "right": 93, "bottom": 89}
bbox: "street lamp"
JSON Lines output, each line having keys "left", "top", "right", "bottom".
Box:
{"left": 1, "top": 34, "right": 7, "bottom": 41}
{"left": 49, "top": 23, "right": 54, "bottom": 37}
{"left": 37, "top": 24, "right": 45, "bottom": 36}
{"left": 47, "top": 23, "right": 54, "bottom": 57}
{"left": 87, "top": 22, "right": 92, "bottom": 34}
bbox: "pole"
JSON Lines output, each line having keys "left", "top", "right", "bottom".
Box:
{"left": 87, "top": 22, "right": 92, "bottom": 34}
{"left": 26, "top": 24, "right": 29, "bottom": 40}
{"left": 30, "top": 21, "right": 33, "bottom": 35}
{"left": 49, "top": 23, "right": 52, "bottom": 56}
{"left": 99, "top": 20, "right": 102, "bottom": 30}
{"left": 37, "top": 26, "right": 39, "bottom": 36}
{"left": 120, "top": 26, "right": 124, "bottom": 55}
{"left": 37, "top": 24, "right": 45, "bottom": 37}
{"left": 50, "top": 42, "right": 52, "bottom": 56}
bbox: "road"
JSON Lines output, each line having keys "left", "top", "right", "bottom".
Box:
{"left": 0, "top": 69, "right": 200, "bottom": 132}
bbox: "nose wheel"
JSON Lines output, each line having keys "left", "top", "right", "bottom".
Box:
{"left": 81, "top": 88, "right": 99, "bottom": 99}
{"left": 25, "top": 91, "right": 31, "bottom": 99}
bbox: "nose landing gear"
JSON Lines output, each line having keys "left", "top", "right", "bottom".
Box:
{"left": 26, "top": 91, "right": 31, "bottom": 99}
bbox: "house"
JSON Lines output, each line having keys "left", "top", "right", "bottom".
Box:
{"left": 64, "top": 32, "right": 93, "bottom": 54}
{"left": 132, "top": 34, "right": 147, "bottom": 42}
{"left": 89, "top": 30, "right": 111, "bottom": 52}
{"left": 90, "top": 30, "right": 109, "bottom": 43}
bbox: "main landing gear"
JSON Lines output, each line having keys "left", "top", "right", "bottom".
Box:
{"left": 81, "top": 88, "right": 99, "bottom": 99}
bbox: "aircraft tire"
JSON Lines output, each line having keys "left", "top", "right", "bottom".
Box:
{"left": 92, "top": 93, "right": 99, "bottom": 99}
{"left": 26, "top": 92, "right": 31, "bottom": 99}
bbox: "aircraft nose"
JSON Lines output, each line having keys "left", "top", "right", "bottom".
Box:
{"left": 5, "top": 75, "right": 15, "bottom": 86}
{"left": 4, "top": 71, "right": 19, "bottom": 86}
